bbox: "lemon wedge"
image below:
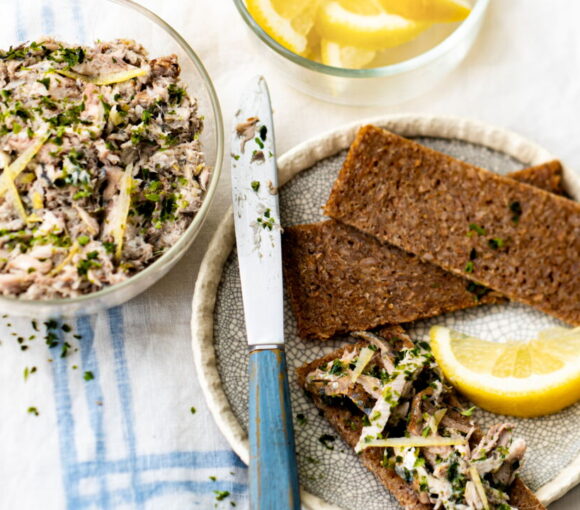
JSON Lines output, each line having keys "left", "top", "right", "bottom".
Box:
{"left": 380, "top": 0, "right": 471, "bottom": 22}
{"left": 247, "top": 0, "right": 310, "bottom": 55}
{"left": 429, "top": 325, "right": 580, "bottom": 417}
{"left": 320, "top": 40, "right": 376, "bottom": 69}
{"left": 316, "top": 0, "right": 428, "bottom": 51}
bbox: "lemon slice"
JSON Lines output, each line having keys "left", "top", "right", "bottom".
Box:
{"left": 430, "top": 325, "right": 580, "bottom": 417}
{"left": 317, "top": 0, "right": 428, "bottom": 51}
{"left": 247, "top": 0, "right": 310, "bottom": 55}
{"left": 270, "top": 0, "right": 311, "bottom": 19}
{"left": 320, "top": 40, "right": 376, "bottom": 69}
{"left": 380, "top": 0, "right": 471, "bottom": 22}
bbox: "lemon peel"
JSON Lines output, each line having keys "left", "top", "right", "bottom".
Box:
{"left": 246, "top": 0, "right": 309, "bottom": 55}
{"left": 380, "top": 0, "right": 471, "bottom": 22}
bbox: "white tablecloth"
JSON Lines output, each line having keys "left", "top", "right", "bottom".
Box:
{"left": 1, "top": 0, "right": 578, "bottom": 508}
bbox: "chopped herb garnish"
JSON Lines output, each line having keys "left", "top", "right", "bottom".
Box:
{"left": 466, "top": 281, "right": 491, "bottom": 301}
{"left": 168, "top": 84, "right": 185, "bottom": 105}
{"left": 254, "top": 136, "right": 264, "bottom": 149}
{"left": 83, "top": 371, "right": 95, "bottom": 381}
{"left": 37, "top": 77, "right": 51, "bottom": 90}
{"left": 62, "top": 324, "right": 71, "bottom": 333}
{"left": 256, "top": 211, "right": 275, "bottom": 230}
{"left": 103, "top": 242, "right": 116, "bottom": 254}
{"left": 213, "top": 490, "right": 230, "bottom": 501}
{"left": 510, "top": 201, "right": 522, "bottom": 223}
{"left": 488, "top": 238, "right": 505, "bottom": 250}
{"left": 77, "top": 251, "right": 101, "bottom": 277}
{"left": 141, "top": 109, "right": 152, "bottom": 124}
{"left": 296, "top": 413, "right": 307, "bottom": 426}
{"left": 414, "top": 457, "right": 426, "bottom": 468}
{"left": 467, "top": 223, "right": 486, "bottom": 236}
{"left": 209, "top": 476, "right": 216, "bottom": 481}
{"left": 190, "top": 406, "right": 196, "bottom": 414}
{"left": 77, "top": 235, "right": 90, "bottom": 246}
{"left": 464, "top": 261, "right": 474, "bottom": 273}
{"left": 259, "top": 125, "right": 267, "bottom": 141}
{"left": 328, "top": 359, "right": 344, "bottom": 376}
{"left": 50, "top": 46, "right": 85, "bottom": 68}
{"left": 27, "top": 406, "right": 39, "bottom": 416}
{"left": 460, "top": 406, "right": 476, "bottom": 417}
{"left": 318, "top": 434, "right": 336, "bottom": 450}
{"left": 45, "top": 319, "right": 58, "bottom": 330}
{"left": 251, "top": 181, "right": 260, "bottom": 192}
{"left": 23, "top": 366, "right": 37, "bottom": 381}
{"left": 232, "top": 154, "right": 240, "bottom": 161}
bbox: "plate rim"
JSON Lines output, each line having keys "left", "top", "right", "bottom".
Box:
{"left": 191, "top": 113, "right": 580, "bottom": 509}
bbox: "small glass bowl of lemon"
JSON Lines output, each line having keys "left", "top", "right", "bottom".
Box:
{"left": 234, "top": 0, "right": 490, "bottom": 105}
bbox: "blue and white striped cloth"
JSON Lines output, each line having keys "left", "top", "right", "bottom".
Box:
{"left": 1, "top": 306, "right": 247, "bottom": 509}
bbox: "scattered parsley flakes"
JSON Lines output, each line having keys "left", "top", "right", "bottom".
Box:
{"left": 259, "top": 125, "right": 267, "bottom": 141}
{"left": 318, "top": 433, "right": 335, "bottom": 450}
{"left": 467, "top": 223, "right": 486, "bottom": 236}
{"left": 190, "top": 406, "right": 196, "bottom": 414}
{"left": 460, "top": 406, "right": 476, "bottom": 417}
{"left": 168, "top": 83, "right": 185, "bottom": 105}
{"left": 256, "top": 208, "right": 275, "bottom": 230}
{"left": 83, "top": 371, "right": 95, "bottom": 381}
{"left": 27, "top": 406, "right": 39, "bottom": 416}
{"left": 45, "top": 319, "right": 58, "bottom": 330}
{"left": 214, "top": 490, "right": 230, "bottom": 501}
{"left": 60, "top": 341, "right": 71, "bottom": 358}
{"left": 77, "top": 235, "right": 90, "bottom": 246}
{"left": 254, "top": 136, "right": 264, "bottom": 149}
{"left": 37, "top": 77, "right": 51, "bottom": 90}
{"left": 488, "top": 238, "right": 505, "bottom": 250}
{"left": 466, "top": 281, "right": 491, "bottom": 301}
{"left": 464, "top": 261, "right": 474, "bottom": 273}
{"left": 510, "top": 201, "right": 522, "bottom": 224}
{"left": 209, "top": 476, "right": 217, "bottom": 481}
{"left": 251, "top": 181, "right": 260, "bottom": 192}
{"left": 231, "top": 153, "right": 240, "bottom": 161}
{"left": 23, "top": 366, "right": 37, "bottom": 381}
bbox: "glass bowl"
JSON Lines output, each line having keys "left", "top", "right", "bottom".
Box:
{"left": 233, "top": 0, "right": 490, "bottom": 106}
{"left": 0, "top": 0, "right": 223, "bottom": 317}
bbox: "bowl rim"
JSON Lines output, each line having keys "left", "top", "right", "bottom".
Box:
{"left": 233, "top": 0, "right": 490, "bottom": 78}
{"left": 0, "top": 0, "right": 224, "bottom": 310}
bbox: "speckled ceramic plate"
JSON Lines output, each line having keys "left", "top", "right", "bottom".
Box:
{"left": 191, "top": 115, "right": 580, "bottom": 510}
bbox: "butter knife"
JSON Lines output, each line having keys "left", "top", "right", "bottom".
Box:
{"left": 231, "top": 76, "right": 301, "bottom": 510}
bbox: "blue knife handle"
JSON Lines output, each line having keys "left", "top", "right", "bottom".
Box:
{"left": 248, "top": 347, "right": 301, "bottom": 510}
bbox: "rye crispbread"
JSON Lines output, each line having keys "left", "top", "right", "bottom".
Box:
{"left": 284, "top": 161, "right": 567, "bottom": 339}
{"left": 283, "top": 220, "right": 503, "bottom": 340}
{"left": 297, "top": 326, "right": 545, "bottom": 510}
{"left": 325, "top": 126, "right": 580, "bottom": 325}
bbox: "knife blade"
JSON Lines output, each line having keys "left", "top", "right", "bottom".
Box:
{"left": 231, "top": 76, "right": 283, "bottom": 348}
{"left": 231, "top": 76, "right": 300, "bottom": 510}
